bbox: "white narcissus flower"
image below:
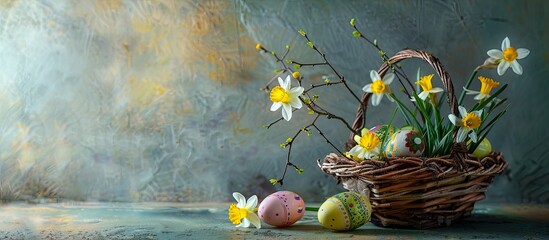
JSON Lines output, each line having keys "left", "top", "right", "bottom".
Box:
{"left": 487, "top": 37, "right": 530, "bottom": 75}
{"left": 448, "top": 106, "right": 483, "bottom": 143}
{"left": 415, "top": 74, "right": 444, "bottom": 101}
{"left": 348, "top": 128, "right": 381, "bottom": 161}
{"left": 228, "top": 192, "right": 261, "bottom": 229}
{"left": 464, "top": 76, "right": 500, "bottom": 101}
{"left": 270, "top": 75, "right": 304, "bottom": 121}
{"left": 362, "top": 70, "right": 394, "bottom": 106}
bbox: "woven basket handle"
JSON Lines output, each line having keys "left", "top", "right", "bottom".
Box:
{"left": 347, "top": 49, "right": 459, "bottom": 149}
{"left": 347, "top": 49, "right": 468, "bottom": 170}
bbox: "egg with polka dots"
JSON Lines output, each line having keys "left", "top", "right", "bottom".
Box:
{"left": 317, "top": 192, "right": 372, "bottom": 231}
{"left": 258, "top": 191, "right": 305, "bottom": 227}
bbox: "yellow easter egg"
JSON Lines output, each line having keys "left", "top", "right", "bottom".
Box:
{"left": 472, "top": 138, "right": 492, "bottom": 159}
{"left": 317, "top": 192, "right": 372, "bottom": 231}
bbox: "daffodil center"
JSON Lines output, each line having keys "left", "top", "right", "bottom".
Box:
{"left": 270, "top": 86, "right": 290, "bottom": 103}
{"left": 228, "top": 204, "right": 248, "bottom": 225}
{"left": 359, "top": 132, "right": 380, "bottom": 151}
{"left": 416, "top": 74, "right": 434, "bottom": 92}
{"left": 478, "top": 76, "right": 500, "bottom": 95}
{"left": 462, "top": 112, "right": 481, "bottom": 130}
{"left": 370, "top": 80, "right": 386, "bottom": 94}
{"left": 503, "top": 47, "right": 518, "bottom": 62}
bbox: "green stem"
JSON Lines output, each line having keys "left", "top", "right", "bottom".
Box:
{"left": 458, "top": 69, "right": 478, "bottom": 105}
{"left": 305, "top": 207, "right": 319, "bottom": 212}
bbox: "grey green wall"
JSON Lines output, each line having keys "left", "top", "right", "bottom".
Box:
{"left": 0, "top": 0, "right": 547, "bottom": 203}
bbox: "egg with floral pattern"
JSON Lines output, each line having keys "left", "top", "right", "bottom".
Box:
{"left": 258, "top": 191, "right": 305, "bottom": 227}
{"left": 384, "top": 129, "right": 425, "bottom": 157}
{"left": 317, "top": 192, "right": 372, "bottom": 231}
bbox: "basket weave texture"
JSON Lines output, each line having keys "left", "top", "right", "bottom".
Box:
{"left": 319, "top": 49, "right": 507, "bottom": 229}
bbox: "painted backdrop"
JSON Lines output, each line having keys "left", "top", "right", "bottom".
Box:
{"left": 0, "top": 0, "right": 547, "bottom": 203}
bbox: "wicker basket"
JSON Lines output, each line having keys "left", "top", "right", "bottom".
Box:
{"left": 319, "top": 49, "right": 507, "bottom": 229}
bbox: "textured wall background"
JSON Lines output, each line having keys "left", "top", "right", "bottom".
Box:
{"left": 0, "top": 0, "right": 547, "bottom": 203}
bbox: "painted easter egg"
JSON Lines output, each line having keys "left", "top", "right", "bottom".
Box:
{"left": 258, "top": 191, "right": 305, "bottom": 227}
{"left": 369, "top": 125, "right": 396, "bottom": 139}
{"left": 471, "top": 138, "right": 492, "bottom": 159}
{"left": 317, "top": 192, "right": 372, "bottom": 231}
{"left": 384, "top": 129, "right": 425, "bottom": 157}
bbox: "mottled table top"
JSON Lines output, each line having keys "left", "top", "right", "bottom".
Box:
{"left": 1, "top": 202, "right": 548, "bottom": 239}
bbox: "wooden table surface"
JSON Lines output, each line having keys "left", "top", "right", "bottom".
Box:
{"left": 1, "top": 202, "right": 548, "bottom": 239}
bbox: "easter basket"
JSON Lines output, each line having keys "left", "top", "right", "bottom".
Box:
{"left": 319, "top": 49, "right": 507, "bottom": 229}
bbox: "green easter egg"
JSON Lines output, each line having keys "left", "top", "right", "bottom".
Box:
{"left": 471, "top": 138, "right": 492, "bottom": 159}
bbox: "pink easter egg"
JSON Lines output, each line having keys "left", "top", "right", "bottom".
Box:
{"left": 258, "top": 191, "right": 305, "bottom": 227}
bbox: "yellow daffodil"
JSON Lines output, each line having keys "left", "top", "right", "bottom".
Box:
{"left": 270, "top": 75, "right": 304, "bottom": 121}
{"left": 448, "top": 106, "right": 483, "bottom": 143}
{"left": 487, "top": 37, "right": 529, "bottom": 75}
{"left": 464, "top": 76, "right": 500, "bottom": 101}
{"left": 348, "top": 128, "right": 381, "bottom": 161}
{"left": 362, "top": 70, "right": 394, "bottom": 106}
{"left": 415, "top": 74, "right": 443, "bottom": 101}
{"left": 228, "top": 192, "right": 261, "bottom": 229}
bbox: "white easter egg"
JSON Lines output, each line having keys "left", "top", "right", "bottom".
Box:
{"left": 384, "top": 129, "right": 425, "bottom": 157}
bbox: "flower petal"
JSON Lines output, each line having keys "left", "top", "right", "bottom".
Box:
{"left": 383, "top": 73, "right": 395, "bottom": 85}
{"left": 371, "top": 94, "right": 382, "bottom": 106}
{"left": 357, "top": 150, "right": 366, "bottom": 159}
{"left": 448, "top": 114, "right": 459, "bottom": 126}
{"left": 456, "top": 128, "right": 468, "bottom": 142}
{"left": 240, "top": 218, "right": 250, "bottom": 228}
{"left": 497, "top": 62, "right": 508, "bottom": 76}
{"left": 487, "top": 49, "right": 503, "bottom": 59}
{"left": 362, "top": 84, "right": 372, "bottom": 93}
{"left": 282, "top": 103, "right": 292, "bottom": 121}
{"left": 458, "top": 106, "right": 467, "bottom": 118}
{"left": 283, "top": 75, "right": 291, "bottom": 90}
{"left": 501, "top": 37, "right": 510, "bottom": 51}
{"left": 233, "top": 192, "right": 246, "bottom": 208}
{"left": 349, "top": 145, "right": 362, "bottom": 157}
{"left": 418, "top": 91, "right": 429, "bottom": 101}
{"left": 246, "top": 213, "right": 261, "bottom": 229}
{"left": 289, "top": 97, "right": 302, "bottom": 109}
{"left": 289, "top": 86, "right": 304, "bottom": 95}
{"left": 516, "top": 48, "right": 530, "bottom": 59}
{"left": 354, "top": 135, "right": 362, "bottom": 144}
{"left": 277, "top": 77, "right": 285, "bottom": 88}
{"left": 464, "top": 87, "right": 480, "bottom": 95}
{"left": 370, "top": 70, "right": 380, "bottom": 81}
{"left": 430, "top": 87, "right": 444, "bottom": 93}
{"left": 469, "top": 131, "right": 478, "bottom": 143}
{"left": 246, "top": 195, "right": 258, "bottom": 209}
{"left": 270, "top": 102, "right": 282, "bottom": 111}
{"left": 510, "top": 61, "right": 523, "bottom": 75}
{"left": 474, "top": 94, "right": 487, "bottom": 100}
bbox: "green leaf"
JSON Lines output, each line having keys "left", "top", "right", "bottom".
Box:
{"left": 286, "top": 137, "right": 293, "bottom": 143}
{"left": 306, "top": 41, "right": 314, "bottom": 48}
{"left": 352, "top": 30, "right": 361, "bottom": 37}
{"left": 293, "top": 64, "right": 301, "bottom": 69}
{"left": 298, "top": 29, "right": 306, "bottom": 36}
{"left": 296, "top": 168, "right": 304, "bottom": 174}
{"left": 269, "top": 179, "right": 278, "bottom": 185}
